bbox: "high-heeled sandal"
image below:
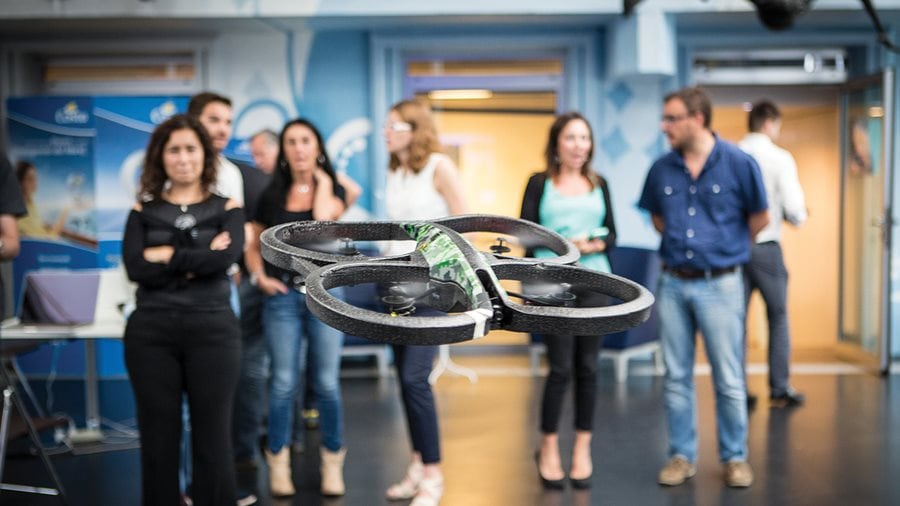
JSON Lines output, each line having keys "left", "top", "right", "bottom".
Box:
{"left": 570, "top": 452, "right": 593, "bottom": 489}
{"left": 409, "top": 476, "right": 443, "bottom": 506}
{"left": 570, "top": 474, "right": 592, "bottom": 489}
{"left": 385, "top": 461, "right": 424, "bottom": 500}
{"left": 535, "top": 450, "right": 565, "bottom": 490}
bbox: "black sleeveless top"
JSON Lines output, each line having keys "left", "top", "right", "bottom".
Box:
{"left": 254, "top": 180, "right": 347, "bottom": 286}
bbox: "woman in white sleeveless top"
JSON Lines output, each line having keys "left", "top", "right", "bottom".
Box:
{"left": 382, "top": 100, "right": 465, "bottom": 506}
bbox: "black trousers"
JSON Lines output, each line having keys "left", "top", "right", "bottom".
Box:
{"left": 540, "top": 333, "right": 602, "bottom": 433}
{"left": 539, "top": 291, "right": 607, "bottom": 434}
{"left": 124, "top": 307, "right": 241, "bottom": 506}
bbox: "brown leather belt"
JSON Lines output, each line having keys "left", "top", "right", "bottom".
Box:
{"left": 663, "top": 265, "right": 737, "bottom": 280}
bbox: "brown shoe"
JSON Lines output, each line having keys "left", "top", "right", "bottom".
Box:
{"left": 724, "top": 461, "right": 754, "bottom": 487}
{"left": 658, "top": 456, "right": 696, "bottom": 486}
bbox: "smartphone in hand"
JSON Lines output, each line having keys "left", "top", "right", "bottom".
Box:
{"left": 588, "top": 227, "right": 609, "bottom": 241}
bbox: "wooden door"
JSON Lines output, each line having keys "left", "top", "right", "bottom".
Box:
{"left": 714, "top": 104, "right": 840, "bottom": 352}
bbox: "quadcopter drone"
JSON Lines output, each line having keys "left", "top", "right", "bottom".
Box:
{"left": 259, "top": 214, "right": 654, "bottom": 346}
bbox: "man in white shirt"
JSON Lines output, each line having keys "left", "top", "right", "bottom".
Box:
{"left": 188, "top": 92, "right": 264, "bottom": 506}
{"left": 187, "top": 93, "right": 245, "bottom": 204}
{"left": 739, "top": 100, "right": 807, "bottom": 408}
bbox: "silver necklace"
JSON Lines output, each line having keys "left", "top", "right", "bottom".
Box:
{"left": 297, "top": 183, "right": 311, "bottom": 194}
{"left": 165, "top": 189, "right": 195, "bottom": 212}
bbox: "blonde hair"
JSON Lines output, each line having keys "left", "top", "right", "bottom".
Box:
{"left": 388, "top": 99, "right": 443, "bottom": 173}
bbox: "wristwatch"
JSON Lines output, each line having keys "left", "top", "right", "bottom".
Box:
{"left": 249, "top": 272, "right": 259, "bottom": 287}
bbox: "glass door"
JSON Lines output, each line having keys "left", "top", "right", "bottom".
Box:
{"left": 838, "top": 71, "right": 894, "bottom": 373}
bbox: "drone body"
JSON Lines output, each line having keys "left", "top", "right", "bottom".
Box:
{"left": 260, "top": 214, "right": 654, "bottom": 346}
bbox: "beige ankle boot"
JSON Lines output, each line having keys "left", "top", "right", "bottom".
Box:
{"left": 320, "top": 447, "right": 347, "bottom": 496}
{"left": 265, "top": 447, "right": 295, "bottom": 497}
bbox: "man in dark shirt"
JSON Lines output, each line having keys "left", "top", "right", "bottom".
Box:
{"left": 249, "top": 129, "right": 279, "bottom": 175}
{"left": 639, "top": 87, "right": 769, "bottom": 489}
{"left": 0, "top": 152, "right": 27, "bottom": 315}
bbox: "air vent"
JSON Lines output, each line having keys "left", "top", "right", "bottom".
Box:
{"left": 692, "top": 48, "right": 847, "bottom": 85}
{"left": 39, "top": 52, "right": 198, "bottom": 95}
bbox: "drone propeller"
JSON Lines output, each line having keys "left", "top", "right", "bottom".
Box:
{"left": 507, "top": 283, "right": 578, "bottom": 307}
{"left": 337, "top": 237, "right": 358, "bottom": 256}
{"left": 489, "top": 237, "right": 511, "bottom": 255}
{"left": 381, "top": 293, "right": 417, "bottom": 316}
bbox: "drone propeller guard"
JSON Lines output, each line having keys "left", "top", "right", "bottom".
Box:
{"left": 260, "top": 214, "right": 654, "bottom": 346}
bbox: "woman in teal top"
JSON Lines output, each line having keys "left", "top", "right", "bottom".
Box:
{"left": 520, "top": 111, "right": 617, "bottom": 490}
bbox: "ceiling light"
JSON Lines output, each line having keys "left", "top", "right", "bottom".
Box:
{"left": 427, "top": 89, "right": 493, "bottom": 100}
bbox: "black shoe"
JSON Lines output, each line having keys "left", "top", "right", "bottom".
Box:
{"left": 770, "top": 388, "right": 805, "bottom": 408}
{"left": 534, "top": 451, "right": 565, "bottom": 490}
{"left": 570, "top": 475, "right": 592, "bottom": 489}
{"left": 746, "top": 392, "right": 758, "bottom": 411}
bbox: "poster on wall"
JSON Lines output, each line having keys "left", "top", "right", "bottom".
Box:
{"left": 93, "top": 96, "right": 187, "bottom": 268}
{"left": 93, "top": 96, "right": 186, "bottom": 377}
{"left": 5, "top": 95, "right": 186, "bottom": 378}
{"left": 6, "top": 97, "right": 99, "bottom": 290}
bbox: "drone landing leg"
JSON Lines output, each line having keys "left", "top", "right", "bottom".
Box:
{"left": 428, "top": 345, "right": 477, "bottom": 385}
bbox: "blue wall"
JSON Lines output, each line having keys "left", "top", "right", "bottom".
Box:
{"left": 301, "top": 31, "right": 373, "bottom": 211}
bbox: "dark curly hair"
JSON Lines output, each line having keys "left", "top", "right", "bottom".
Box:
{"left": 139, "top": 114, "right": 217, "bottom": 200}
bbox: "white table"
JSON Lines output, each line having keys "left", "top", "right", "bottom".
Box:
{"left": 1, "top": 318, "right": 125, "bottom": 442}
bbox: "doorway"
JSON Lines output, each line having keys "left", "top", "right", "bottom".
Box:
{"left": 836, "top": 72, "right": 894, "bottom": 372}
{"left": 707, "top": 85, "right": 842, "bottom": 359}
{"left": 405, "top": 58, "right": 562, "bottom": 346}
{"left": 405, "top": 58, "right": 562, "bottom": 216}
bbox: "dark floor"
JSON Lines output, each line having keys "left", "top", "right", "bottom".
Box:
{"left": 3, "top": 356, "right": 900, "bottom": 506}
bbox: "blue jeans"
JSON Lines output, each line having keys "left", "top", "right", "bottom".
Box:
{"left": 263, "top": 287, "right": 344, "bottom": 452}
{"left": 232, "top": 276, "right": 269, "bottom": 462}
{"left": 658, "top": 270, "right": 748, "bottom": 464}
{"left": 744, "top": 242, "right": 792, "bottom": 396}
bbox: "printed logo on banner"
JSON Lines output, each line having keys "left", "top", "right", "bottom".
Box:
{"left": 55, "top": 101, "right": 90, "bottom": 125}
{"left": 150, "top": 101, "right": 179, "bottom": 124}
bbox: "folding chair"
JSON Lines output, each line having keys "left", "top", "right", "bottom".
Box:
{"left": 0, "top": 342, "right": 68, "bottom": 504}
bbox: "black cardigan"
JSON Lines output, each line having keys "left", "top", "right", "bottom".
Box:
{"left": 518, "top": 171, "right": 617, "bottom": 257}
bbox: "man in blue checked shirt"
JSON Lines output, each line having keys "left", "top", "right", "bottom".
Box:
{"left": 639, "top": 87, "right": 769, "bottom": 489}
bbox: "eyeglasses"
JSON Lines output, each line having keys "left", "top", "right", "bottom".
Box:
{"left": 383, "top": 121, "right": 412, "bottom": 132}
{"left": 661, "top": 114, "right": 689, "bottom": 124}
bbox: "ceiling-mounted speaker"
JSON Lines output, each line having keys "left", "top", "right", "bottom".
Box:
{"left": 749, "top": 0, "right": 815, "bottom": 31}
{"left": 623, "top": 0, "right": 644, "bottom": 16}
